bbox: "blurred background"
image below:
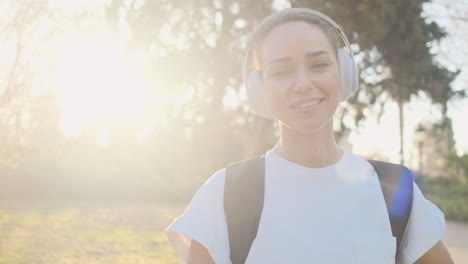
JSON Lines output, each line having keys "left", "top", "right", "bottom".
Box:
{"left": 0, "top": 0, "right": 467, "bottom": 263}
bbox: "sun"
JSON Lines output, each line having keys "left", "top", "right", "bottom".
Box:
{"left": 52, "top": 31, "right": 151, "bottom": 143}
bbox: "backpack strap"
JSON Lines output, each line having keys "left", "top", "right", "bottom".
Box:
{"left": 224, "top": 157, "right": 414, "bottom": 264}
{"left": 367, "top": 160, "right": 414, "bottom": 258}
{"left": 224, "top": 156, "right": 265, "bottom": 264}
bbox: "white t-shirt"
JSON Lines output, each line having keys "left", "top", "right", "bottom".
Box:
{"left": 165, "top": 150, "right": 446, "bottom": 264}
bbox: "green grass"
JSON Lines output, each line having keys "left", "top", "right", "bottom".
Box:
{"left": 0, "top": 201, "right": 185, "bottom": 264}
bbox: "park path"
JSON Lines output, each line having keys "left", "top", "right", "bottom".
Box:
{"left": 445, "top": 221, "right": 468, "bottom": 263}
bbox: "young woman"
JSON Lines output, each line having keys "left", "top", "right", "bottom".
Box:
{"left": 165, "top": 8, "right": 454, "bottom": 264}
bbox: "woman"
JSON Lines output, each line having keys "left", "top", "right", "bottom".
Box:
{"left": 165, "top": 8, "right": 454, "bottom": 264}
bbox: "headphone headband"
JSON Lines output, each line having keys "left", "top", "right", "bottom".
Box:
{"left": 293, "top": 8, "right": 353, "bottom": 54}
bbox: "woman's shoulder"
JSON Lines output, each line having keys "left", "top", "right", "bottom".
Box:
{"left": 194, "top": 168, "right": 227, "bottom": 198}
{"left": 166, "top": 167, "right": 232, "bottom": 264}
{"left": 201, "top": 157, "right": 264, "bottom": 195}
{"left": 334, "top": 150, "right": 377, "bottom": 173}
{"left": 206, "top": 167, "right": 227, "bottom": 182}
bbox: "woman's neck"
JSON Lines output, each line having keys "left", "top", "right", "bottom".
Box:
{"left": 272, "top": 121, "right": 343, "bottom": 168}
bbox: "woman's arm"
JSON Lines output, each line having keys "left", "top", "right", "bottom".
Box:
{"left": 187, "top": 239, "right": 216, "bottom": 264}
{"left": 414, "top": 240, "right": 454, "bottom": 264}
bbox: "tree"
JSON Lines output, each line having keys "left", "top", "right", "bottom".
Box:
{"left": 0, "top": 0, "right": 62, "bottom": 169}
{"left": 444, "top": 148, "right": 468, "bottom": 180}
{"left": 107, "top": 0, "right": 461, "bottom": 169}
{"left": 0, "top": 0, "right": 96, "bottom": 168}
{"left": 107, "top": 0, "right": 277, "bottom": 172}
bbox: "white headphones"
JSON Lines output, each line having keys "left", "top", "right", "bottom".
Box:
{"left": 242, "top": 8, "right": 359, "bottom": 119}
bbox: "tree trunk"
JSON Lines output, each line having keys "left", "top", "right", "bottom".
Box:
{"left": 398, "top": 99, "right": 405, "bottom": 165}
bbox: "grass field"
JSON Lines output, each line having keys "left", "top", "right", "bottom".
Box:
{"left": 3, "top": 200, "right": 467, "bottom": 264}
{"left": 0, "top": 201, "right": 185, "bottom": 264}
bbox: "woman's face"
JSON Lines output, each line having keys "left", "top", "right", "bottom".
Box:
{"left": 259, "top": 21, "right": 341, "bottom": 134}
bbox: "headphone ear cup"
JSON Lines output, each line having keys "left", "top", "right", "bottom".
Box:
{"left": 246, "top": 70, "right": 274, "bottom": 119}
{"left": 337, "top": 48, "right": 359, "bottom": 101}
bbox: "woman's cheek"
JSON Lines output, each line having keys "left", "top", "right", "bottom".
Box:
{"left": 264, "top": 87, "right": 287, "bottom": 116}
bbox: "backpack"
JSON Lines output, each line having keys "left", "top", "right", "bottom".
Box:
{"left": 224, "top": 156, "right": 414, "bottom": 264}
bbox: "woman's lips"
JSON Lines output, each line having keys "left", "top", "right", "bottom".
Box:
{"left": 290, "top": 98, "right": 325, "bottom": 112}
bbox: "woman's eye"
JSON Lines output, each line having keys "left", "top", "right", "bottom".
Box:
{"left": 309, "top": 62, "right": 329, "bottom": 69}
{"left": 271, "top": 70, "right": 291, "bottom": 77}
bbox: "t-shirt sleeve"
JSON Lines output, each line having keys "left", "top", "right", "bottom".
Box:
{"left": 397, "top": 181, "right": 446, "bottom": 264}
{"left": 165, "top": 168, "right": 231, "bottom": 264}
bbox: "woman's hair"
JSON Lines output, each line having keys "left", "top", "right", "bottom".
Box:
{"left": 246, "top": 8, "right": 342, "bottom": 69}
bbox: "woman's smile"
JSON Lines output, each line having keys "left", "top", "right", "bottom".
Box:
{"left": 289, "top": 97, "right": 325, "bottom": 112}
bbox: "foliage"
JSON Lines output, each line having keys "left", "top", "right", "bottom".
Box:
{"left": 444, "top": 148, "right": 468, "bottom": 181}
{"left": 422, "top": 177, "right": 468, "bottom": 222}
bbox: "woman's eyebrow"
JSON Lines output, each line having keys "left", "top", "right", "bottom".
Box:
{"left": 266, "top": 57, "right": 291, "bottom": 65}
{"left": 305, "top": 50, "right": 329, "bottom": 58}
{"left": 266, "top": 50, "right": 330, "bottom": 65}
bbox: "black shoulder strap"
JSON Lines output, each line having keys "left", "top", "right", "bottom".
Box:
{"left": 367, "top": 160, "right": 414, "bottom": 257}
{"left": 224, "top": 156, "right": 265, "bottom": 264}
{"left": 224, "top": 157, "right": 414, "bottom": 264}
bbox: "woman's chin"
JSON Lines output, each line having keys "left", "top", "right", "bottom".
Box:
{"left": 280, "top": 118, "right": 332, "bottom": 136}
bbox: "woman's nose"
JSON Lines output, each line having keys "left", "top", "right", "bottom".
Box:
{"left": 293, "top": 68, "right": 313, "bottom": 93}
